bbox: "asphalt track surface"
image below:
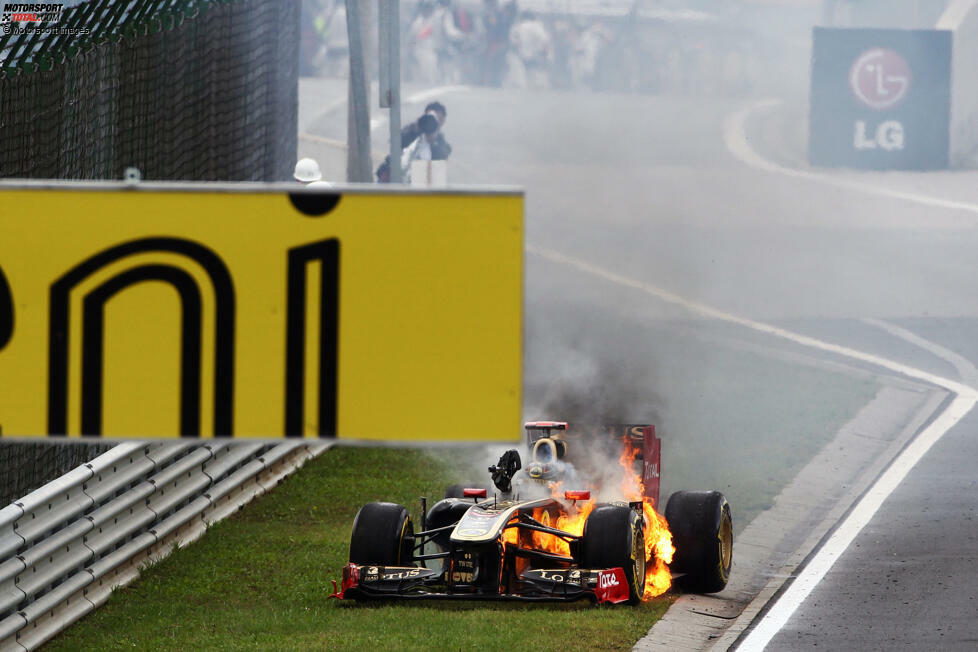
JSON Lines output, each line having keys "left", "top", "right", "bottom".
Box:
{"left": 302, "top": 81, "right": 978, "bottom": 649}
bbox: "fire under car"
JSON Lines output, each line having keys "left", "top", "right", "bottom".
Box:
{"left": 331, "top": 423, "right": 733, "bottom": 604}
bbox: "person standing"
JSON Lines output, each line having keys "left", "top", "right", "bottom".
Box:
{"left": 400, "top": 113, "right": 442, "bottom": 183}
{"left": 376, "top": 102, "right": 452, "bottom": 182}
{"left": 479, "top": 0, "right": 517, "bottom": 87}
{"left": 509, "top": 10, "right": 553, "bottom": 89}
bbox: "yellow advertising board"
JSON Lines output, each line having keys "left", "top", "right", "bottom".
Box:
{"left": 0, "top": 182, "right": 522, "bottom": 440}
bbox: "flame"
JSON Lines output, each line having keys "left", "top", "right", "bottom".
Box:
{"left": 531, "top": 509, "right": 556, "bottom": 551}
{"left": 619, "top": 441, "right": 643, "bottom": 498}
{"left": 641, "top": 500, "right": 675, "bottom": 598}
{"left": 500, "top": 434, "right": 676, "bottom": 600}
{"left": 531, "top": 481, "right": 595, "bottom": 557}
{"left": 502, "top": 519, "right": 518, "bottom": 547}
{"left": 620, "top": 438, "right": 675, "bottom": 599}
{"left": 501, "top": 517, "right": 527, "bottom": 575}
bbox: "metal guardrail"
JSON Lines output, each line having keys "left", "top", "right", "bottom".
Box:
{"left": 0, "top": 439, "right": 330, "bottom": 651}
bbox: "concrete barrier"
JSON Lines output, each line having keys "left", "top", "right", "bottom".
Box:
{"left": 938, "top": 0, "right": 978, "bottom": 166}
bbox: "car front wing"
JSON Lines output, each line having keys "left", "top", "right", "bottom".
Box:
{"left": 329, "top": 563, "right": 630, "bottom": 603}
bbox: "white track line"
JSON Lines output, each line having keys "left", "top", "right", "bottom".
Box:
{"left": 529, "top": 245, "right": 976, "bottom": 397}
{"left": 737, "top": 392, "right": 976, "bottom": 651}
{"left": 863, "top": 318, "right": 978, "bottom": 386}
{"left": 723, "top": 100, "right": 978, "bottom": 217}
{"left": 527, "top": 244, "right": 978, "bottom": 651}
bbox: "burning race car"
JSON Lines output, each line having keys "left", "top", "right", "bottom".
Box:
{"left": 331, "top": 422, "right": 732, "bottom": 604}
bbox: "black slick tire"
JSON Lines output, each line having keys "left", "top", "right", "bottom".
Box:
{"left": 349, "top": 502, "right": 414, "bottom": 566}
{"left": 664, "top": 490, "right": 732, "bottom": 593}
{"left": 581, "top": 504, "right": 646, "bottom": 604}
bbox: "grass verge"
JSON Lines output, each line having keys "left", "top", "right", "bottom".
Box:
{"left": 48, "top": 446, "right": 673, "bottom": 652}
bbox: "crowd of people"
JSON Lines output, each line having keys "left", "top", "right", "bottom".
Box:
{"left": 301, "top": 0, "right": 767, "bottom": 96}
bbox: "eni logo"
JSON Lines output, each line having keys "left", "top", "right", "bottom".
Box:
{"left": 41, "top": 236, "right": 339, "bottom": 437}
{"left": 849, "top": 48, "right": 911, "bottom": 110}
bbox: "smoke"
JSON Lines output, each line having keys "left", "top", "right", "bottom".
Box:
{"left": 523, "top": 284, "right": 665, "bottom": 428}
{"left": 531, "top": 356, "right": 662, "bottom": 426}
{"left": 298, "top": 0, "right": 846, "bottom": 501}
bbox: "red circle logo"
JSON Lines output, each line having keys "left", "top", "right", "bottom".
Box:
{"left": 849, "top": 48, "right": 912, "bottom": 110}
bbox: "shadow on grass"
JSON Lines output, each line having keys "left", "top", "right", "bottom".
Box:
{"left": 330, "top": 595, "right": 674, "bottom": 612}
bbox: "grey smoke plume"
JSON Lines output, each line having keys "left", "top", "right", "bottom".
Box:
{"left": 532, "top": 356, "right": 662, "bottom": 426}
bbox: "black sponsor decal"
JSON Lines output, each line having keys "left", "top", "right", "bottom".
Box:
{"left": 288, "top": 191, "right": 341, "bottom": 217}
{"left": 10, "top": 223, "right": 345, "bottom": 437}
{"left": 0, "top": 266, "right": 12, "bottom": 351}
{"left": 81, "top": 265, "right": 203, "bottom": 436}
{"left": 47, "top": 237, "right": 235, "bottom": 437}
{"left": 284, "top": 239, "right": 340, "bottom": 438}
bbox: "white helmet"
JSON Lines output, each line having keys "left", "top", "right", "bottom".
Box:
{"left": 293, "top": 158, "right": 322, "bottom": 182}
{"left": 307, "top": 179, "right": 333, "bottom": 188}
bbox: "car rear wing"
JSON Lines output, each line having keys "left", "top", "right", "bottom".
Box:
{"left": 615, "top": 424, "right": 660, "bottom": 510}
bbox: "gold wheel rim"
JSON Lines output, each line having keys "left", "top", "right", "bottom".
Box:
{"left": 398, "top": 518, "right": 410, "bottom": 564}
{"left": 633, "top": 521, "right": 646, "bottom": 595}
{"left": 719, "top": 512, "right": 732, "bottom": 571}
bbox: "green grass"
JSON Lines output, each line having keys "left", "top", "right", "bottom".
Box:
{"left": 48, "top": 446, "right": 673, "bottom": 652}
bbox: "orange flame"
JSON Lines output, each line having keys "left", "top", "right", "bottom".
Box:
{"left": 619, "top": 441, "right": 643, "bottom": 498}
{"left": 502, "top": 520, "right": 518, "bottom": 547}
{"left": 501, "top": 517, "right": 527, "bottom": 576}
{"left": 620, "top": 438, "right": 675, "bottom": 599}
{"left": 531, "top": 481, "right": 595, "bottom": 557}
{"left": 500, "top": 435, "right": 674, "bottom": 600}
{"left": 642, "top": 500, "right": 675, "bottom": 598}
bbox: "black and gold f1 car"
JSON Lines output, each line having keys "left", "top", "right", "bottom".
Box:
{"left": 331, "top": 423, "right": 732, "bottom": 604}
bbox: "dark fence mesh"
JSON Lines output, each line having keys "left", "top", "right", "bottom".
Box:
{"left": 0, "top": 0, "right": 297, "bottom": 504}
{"left": 0, "top": 0, "right": 298, "bottom": 181}
{"left": 0, "top": 441, "right": 115, "bottom": 507}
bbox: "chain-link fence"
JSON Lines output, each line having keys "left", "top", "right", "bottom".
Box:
{"left": 0, "top": 0, "right": 298, "bottom": 181}
{"left": 1, "top": 0, "right": 298, "bottom": 503}
{"left": 0, "top": 441, "right": 114, "bottom": 507}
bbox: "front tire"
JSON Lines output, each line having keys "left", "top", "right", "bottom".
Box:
{"left": 349, "top": 502, "right": 415, "bottom": 566}
{"left": 665, "top": 490, "right": 732, "bottom": 593}
{"left": 581, "top": 504, "right": 646, "bottom": 604}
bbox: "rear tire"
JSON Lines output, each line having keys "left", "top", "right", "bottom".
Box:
{"left": 349, "top": 502, "right": 415, "bottom": 566}
{"left": 581, "top": 504, "right": 646, "bottom": 604}
{"left": 665, "top": 491, "right": 732, "bottom": 593}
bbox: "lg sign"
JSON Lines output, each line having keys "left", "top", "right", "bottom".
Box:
{"left": 809, "top": 28, "right": 950, "bottom": 170}
{"left": 849, "top": 48, "right": 911, "bottom": 110}
{"left": 850, "top": 48, "right": 910, "bottom": 151}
